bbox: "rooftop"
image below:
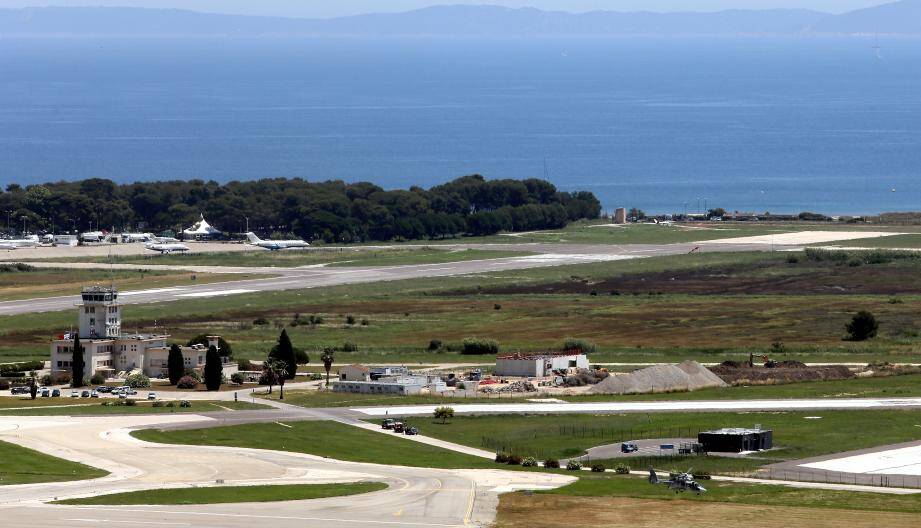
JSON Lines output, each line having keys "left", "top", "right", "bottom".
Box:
{"left": 497, "top": 352, "right": 586, "bottom": 361}
{"left": 701, "top": 427, "right": 771, "bottom": 435}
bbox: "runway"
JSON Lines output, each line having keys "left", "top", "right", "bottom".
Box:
{"left": 1, "top": 240, "right": 795, "bottom": 316}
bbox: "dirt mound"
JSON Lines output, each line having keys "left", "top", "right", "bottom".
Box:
{"left": 589, "top": 360, "right": 727, "bottom": 395}
{"left": 710, "top": 363, "right": 853, "bottom": 385}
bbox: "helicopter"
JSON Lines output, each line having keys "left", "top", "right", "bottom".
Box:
{"left": 648, "top": 467, "right": 708, "bottom": 494}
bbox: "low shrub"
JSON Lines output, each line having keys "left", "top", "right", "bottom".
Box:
{"left": 360, "top": 318, "right": 370, "bottom": 326}
{"left": 125, "top": 399, "right": 137, "bottom": 406}
{"left": 495, "top": 453, "right": 510, "bottom": 464}
{"left": 591, "top": 464, "right": 606, "bottom": 473}
{"left": 506, "top": 454, "right": 523, "bottom": 465}
{"left": 521, "top": 457, "right": 538, "bottom": 467}
{"left": 461, "top": 337, "right": 499, "bottom": 355}
{"left": 494, "top": 303, "right": 501, "bottom": 310}
{"left": 543, "top": 458, "right": 560, "bottom": 469}
{"left": 614, "top": 464, "right": 631, "bottom": 474}
{"left": 428, "top": 339, "right": 443, "bottom": 351}
{"left": 253, "top": 317, "right": 269, "bottom": 326}
{"left": 152, "top": 401, "right": 164, "bottom": 407}
{"left": 90, "top": 373, "right": 106, "bottom": 385}
{"left": 237, "top": 359, "right": 253, "bottom": 371}
{"left": 0, "top": 380, "right": 9, "bottom": 390}
{"left": 346, "top": 314, "right": 356, "bottom": 325}
{"left": 176, "top": 376, "right": 198, "bottom": 389}
{"left": 340, "top": 341, "right": 358, "bottom": 352}
{"left": 294, "top": 348, "right": 310, "bottom": 364}
{"left": 179, "top": 400, "right": 192, "bottom": 408}
{"left": 566, "top": 460, "right": 583, "bottom": 471}
{"left": 125, "top": 373, "right": 150, "bottom": 388}
{"left": 230, "top": 373, "right": 245, "bottom": 385}
{"left": 562, "top": 337, "right": 596, "bottom": 355}
{"left": 166, "top": 401, "right": 176, "bottom": 408}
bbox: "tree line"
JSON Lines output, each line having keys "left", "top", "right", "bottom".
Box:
{"left": 0, "top": 175, "right": 601, "bottom": 243}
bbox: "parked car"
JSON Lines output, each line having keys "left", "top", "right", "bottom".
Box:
{"left": 404, "top": 426, "right": 419, "bottom": 436}
{"left": 10, "top": 386, "right": 29, "bottom": 395}
{"left": 147, "top": 392, "right": 157, "bottom": 400}
{"left": 90, "top": 390, "right": 99, "bottom": 398}
{"left": 124, "top": 388, "right": 138, "bottom": 395}
{"left": 51, "top": 389, "right": 61, "bottom": 397}
{"left": 95, "top": 386, "right": 111, "bottom": 393}
{"left": 81, "top": 390, "right": 90, "bottom": 398}
{"left": 40, "top": 388, "right": 50, "bottom": 397}
{"left": 381, "top": 419, "right": 396, "bottom": 430}
{"left": 70, "top": 390, "right": 79, "bottom": 398}
{"left": 392, "top": 422, "right": 405, "bottom": 433}
{"left": 118, "top": 392, "right": 127, "bottom": 399}
{"left": 621, "top": 441, "right": 639, "bottom": 453}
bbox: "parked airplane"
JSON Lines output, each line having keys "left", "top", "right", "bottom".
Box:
{"left": 245, "top": 232, "right": 310, "bottom": 250}
{"left": 0, "top": 235, "right": 40, "bottom": 249}
{"left": 145, "top": 242, "right": 190, "bottom": 254}
{"left": 648, "top": 467, "right": 707, "bottom": 494}
{"left": 121, "top": 232, "right": 154, "bottom": 243}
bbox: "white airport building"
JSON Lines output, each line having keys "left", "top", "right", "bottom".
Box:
{"left": 494, "top": 352, "right": 589, "bottom": 377}
{"left": 50, "top": 286, "right": 236, "bottom": 381}
{"left": 334, "top": 364, "right": 446, "bottom": 395}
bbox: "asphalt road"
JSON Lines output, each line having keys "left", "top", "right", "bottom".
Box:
{"left": 0, "top": 241, "right": 782, "bottom": 316}
{"left": 0, "top": 410, "right": 573, "bottom": 527}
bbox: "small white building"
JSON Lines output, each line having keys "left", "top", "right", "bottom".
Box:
{"left": 494, "top": 352, "right": 589, "bottom": 378}
{"left": 339, "top": 364, "right": 371, "bottom": 382}
{"left": 333, "top": 374, "right": 446, "bottom": 395}
{"left": 50, "top": 286, "right": 236, "bottom": 381}
{"left": 53, "top": 234, "right": 79, "bottom": 247}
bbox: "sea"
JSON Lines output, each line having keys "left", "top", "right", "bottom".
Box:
{"left": 1, "top": 35, "right": 920, "bottom": 215}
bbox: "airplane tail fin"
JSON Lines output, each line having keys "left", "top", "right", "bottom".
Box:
{"left": 648, "top": 467, "right": 659, "bottom": 484}
{"left": 245, "top": 232, "right": 261, "bottom": 244}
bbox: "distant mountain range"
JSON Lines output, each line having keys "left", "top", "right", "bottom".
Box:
{"left": 1, "top": 1, "right": 919, "bottom": 37}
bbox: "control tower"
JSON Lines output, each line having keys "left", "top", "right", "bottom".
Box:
{"left": 78, "top": 286, "right": 121, "bottom": 339}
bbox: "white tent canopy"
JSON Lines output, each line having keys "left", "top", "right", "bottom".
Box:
{"left": 183, "top": 214, "right": 222, "bottom": 238}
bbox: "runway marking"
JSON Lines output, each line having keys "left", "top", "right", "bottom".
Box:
{"left": 177, "top": 289, "right": 256, "bottom": 298}
{"left": 59, "top": 507, "right": 465, "bottom": 527}
{"left": 119, "top": 288, "right": 184, "bottom": 297}
{"left": 275, "top": 421, "right": 293, "bottom": 428}
{"left": 67, "top": 520, "right": 190, "bottom": 526}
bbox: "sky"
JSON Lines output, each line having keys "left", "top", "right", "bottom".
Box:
{"left": 0, "top": 1, "right": 895, "bottom": 18}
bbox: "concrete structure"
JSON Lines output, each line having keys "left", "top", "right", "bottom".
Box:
{"left": 613, "top": 207, "right": 627, "bottom": 224}
{"left": 494, "top": 352, "right": 589, "bottom": 378}
{"left": 50, "top": 286, "right": 235, "bottom": 380}
{"left": 698, "top": 427, "right": 773, "bottom": 453}
{"left": 339, "top": 364, "right": 371, "bottom": 382}
{"left": 334, "top": 374, "right": 446, "bottom": 395}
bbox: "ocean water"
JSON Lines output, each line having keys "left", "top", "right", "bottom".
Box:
{"left": 0, "top": 36, "right": 919, "bottom": 215}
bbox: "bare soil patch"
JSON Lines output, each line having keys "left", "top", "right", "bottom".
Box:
{"left": 710, "top": 362, "right": 854, "bottom": 385}
{"left": 496, "top": 495, "right": 921, "bottom": 528}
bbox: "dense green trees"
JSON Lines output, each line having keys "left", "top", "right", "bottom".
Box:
{"left": 167, "top": 344, "right": 184, "bottom": 385}
{"left": 203, "top": 345, "right": 223, "bottom": 391}
{"left": 71, "top": 334, "right": 85, "bottom": 388}
{"left": 268, "top": 329, "right": 297, "bottom": 380}
{"left": 0, "top": 175, "right": 600, "bottom": 243}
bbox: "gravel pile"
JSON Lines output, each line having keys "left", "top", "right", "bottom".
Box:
{"left": 589, "top": 360, "right": 727, "bottom": 395}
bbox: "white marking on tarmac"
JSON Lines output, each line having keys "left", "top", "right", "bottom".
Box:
{"left": 119, "top": 288, "right": 185, "bottom": 297}
{"left": 68, "top": 520, "right": 190, "bottom": 526}
{"left": 801, "top": 444, "right": 921, "bottom": 476}
{"left": 177, "top": 289, "right": 256, "bottom": 298}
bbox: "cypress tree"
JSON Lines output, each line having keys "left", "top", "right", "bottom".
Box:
{"left": 269, "top": 329, "right": 297, "bottom": 380}
{"left": 71, "top": 334, "right": 85, "bottom": 388}
{"left": 204, "top": 345, "right": 222, "bottom": 391}
{"left": 167, "top": 344, "right": 184, "bottom": 385}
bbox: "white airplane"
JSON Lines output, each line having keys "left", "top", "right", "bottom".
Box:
{"left": 122, "top": 232, "right": 154, "bottom": 243}
{"left": 145, "top": 241, "right": 190, "bottom": 254}
{"left": 0, "top": 235, "right": 40, "bottom": 249}
{"left": 245, "top": 232, "right": 309, "bottom": 250}
{"left": 153, "top": 236, "right": 180, "bottom": 244}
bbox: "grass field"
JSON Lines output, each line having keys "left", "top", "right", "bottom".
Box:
{"left": 413, "top": 410, "right": 921, "bottom": 469}
{"left": 833, "top": 234, "right": 921, "bottom": 249}
{"left": 496, "top": 487, "right": 921, "bottom": 527}
{"left": 0, "top": 266, "right": 249, "bottom": 302}
{"left": 54, "top": 482, "right": 387, "bottom": 505}
{"left": 41, "top": 247, "right": 528, "bottom": 268}
{"left": 4, "top": 249, "right": 921, "bottom": 366}
{"left": 133, "top": 420, "right": 496, "bottom": 469}
{"left": 0, "top": 438, "right": 107, "bottom": 485}
{"left": 0, "top": 399, "right": 269, "bottom": 415}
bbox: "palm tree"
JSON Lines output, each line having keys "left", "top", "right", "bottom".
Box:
{"left": 321, "top": 349, "right": 334, "bottom": 388}
{"left": 262, "top": 358, "right": 289, "bottom": 399}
